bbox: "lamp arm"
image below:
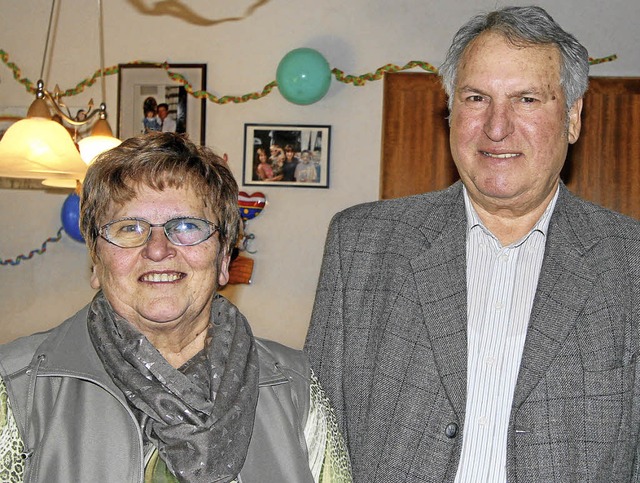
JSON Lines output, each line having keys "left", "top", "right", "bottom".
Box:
{"left": 35, "top": 80, "right": 107, "bottom": 127}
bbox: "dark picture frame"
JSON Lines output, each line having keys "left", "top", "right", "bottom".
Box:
{"left": 117, "top": 63, "right": 207, "bottom": 144}
{"left": 243, "top": 123, "right": 330, "bottom": 188}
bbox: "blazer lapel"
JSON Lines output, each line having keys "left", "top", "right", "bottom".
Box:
{"left": 410, "top": 190, "right": 469, "bottom": 419}
{"left": 406, "top": 184, "right": 599, "bottom": 418}
{"left": 512, "top": 188, "right": 597, "bottom": 408}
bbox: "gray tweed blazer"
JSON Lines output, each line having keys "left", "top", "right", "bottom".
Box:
{"left": 305, "top": 181, "right": 640, "bottom": 482}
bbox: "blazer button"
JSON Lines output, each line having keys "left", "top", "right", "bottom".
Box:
{"left": 445, "top": 422, "right": 458, "bottom": 438}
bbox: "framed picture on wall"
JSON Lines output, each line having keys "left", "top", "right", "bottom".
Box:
{"left": 117, "top": 63, "right": 207, "bottom": 144}
{"left": 242, "top": 123, "right": 331, "bottom": 188}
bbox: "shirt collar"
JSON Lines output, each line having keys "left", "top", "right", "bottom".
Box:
{"left": 463, "top": 185, "right": 559, "bottom": 244}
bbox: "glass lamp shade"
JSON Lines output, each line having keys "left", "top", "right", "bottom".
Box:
{"left": 78, "top": 135, "right": 121, "bottom": 165}
{"left": 41, "top": 177, "right": 82, "bottom": 189}
{"left": 78, "top": 118, "right": 122, "bottom": 165}
{"left": 0, "top": 117, "right": 87, "bottom": 180}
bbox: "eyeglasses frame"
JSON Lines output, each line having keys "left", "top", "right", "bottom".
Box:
{"left": 98, "top": 216, "right": 220, "bottom": 248}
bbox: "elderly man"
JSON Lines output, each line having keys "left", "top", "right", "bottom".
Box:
{"left": 305, "top": 6, "right": 640, "bottom": 482}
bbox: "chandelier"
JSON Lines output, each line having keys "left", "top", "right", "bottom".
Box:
{"left": 0, "top": 0, "right": 121, "bottom": 187}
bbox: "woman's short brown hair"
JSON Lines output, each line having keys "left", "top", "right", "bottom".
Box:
{"left": 80, "top": 132, "right": 239, "bottom": 261}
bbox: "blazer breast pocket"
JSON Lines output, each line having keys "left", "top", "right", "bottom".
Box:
{"left": 583, "top": 353, "right": 636, "bottom": 397}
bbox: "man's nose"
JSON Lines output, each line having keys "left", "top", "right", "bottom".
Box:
{"left": 483, "top": 101, "right": 515, "bottom": 142}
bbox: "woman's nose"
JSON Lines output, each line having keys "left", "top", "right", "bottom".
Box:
{"left": 141, "top": 227, "right": 176, "bottom": 260}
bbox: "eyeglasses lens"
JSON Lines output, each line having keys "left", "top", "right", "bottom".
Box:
{"left": 106, "top": 219, "right": 148, "bottom": 247}
{"left": 165, "top": 218, "right": 212, "bottom": 245}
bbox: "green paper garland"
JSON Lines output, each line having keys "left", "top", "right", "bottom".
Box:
{"left": 0, "top": 49, "right": 618, "bottom": 105}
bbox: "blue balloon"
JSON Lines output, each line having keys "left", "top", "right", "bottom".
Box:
{"left": 61, "top": 193, "right": 84, "bottom": 243}
{"left": 276, "top": 48, "right": 331, "bottom": 105}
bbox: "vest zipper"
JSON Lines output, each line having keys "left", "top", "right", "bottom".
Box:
{"left": 20, "top": 353, "right": 46, "bottom": 461}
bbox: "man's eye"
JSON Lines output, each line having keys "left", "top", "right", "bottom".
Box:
{"left": 467, "top": 95, "right": 484, "bottom": 102}
{"left": 521, "top": 97, "right": 538, "bottom": 103}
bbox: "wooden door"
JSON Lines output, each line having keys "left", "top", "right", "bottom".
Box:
{"left": 380, "top": 73, "right": 457, "bottom": 199}
{"left": 380, "top": 73, "right": 640, "bottom": 220}
{"left": 562, "top": 77, "right": 640, "bottom": 217}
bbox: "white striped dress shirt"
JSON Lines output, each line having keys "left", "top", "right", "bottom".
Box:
{"left": 454, "top": 187, "right": 559, "bottom": 482}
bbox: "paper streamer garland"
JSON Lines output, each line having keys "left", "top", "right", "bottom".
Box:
{"left": 0, "top": 227, "right": 64, "bottom": 266}
{"left": 0, "top": 49, "right": 618, "bottom": 105}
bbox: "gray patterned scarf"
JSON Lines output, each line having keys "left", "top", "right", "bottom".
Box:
{"left": 87, "top": 291, "right": 260, "bottom": 483}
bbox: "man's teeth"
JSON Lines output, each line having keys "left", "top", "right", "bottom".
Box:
{"left": 483, "top": 152, "right": 518, "bottom": 158}
{"left": 141, "top": 273, "right": 181, "bottom": 282}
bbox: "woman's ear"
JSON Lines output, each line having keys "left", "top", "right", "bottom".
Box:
{"left": 217, "top": 250, "right": 231, "bottom": 287}
{"left": 90, "top": 264, "right": 101, "bottom": 289}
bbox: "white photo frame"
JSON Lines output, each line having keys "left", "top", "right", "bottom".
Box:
{"left": 117, "top": 63, "right": 207, "bottom": 144}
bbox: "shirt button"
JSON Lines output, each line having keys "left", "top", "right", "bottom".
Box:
{"left": 445, "top": 422, "right": 458, "bottom": 438}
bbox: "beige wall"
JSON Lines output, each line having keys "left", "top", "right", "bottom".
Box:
{"left": 1, "top": 0, "right": 638, "bottom": 348}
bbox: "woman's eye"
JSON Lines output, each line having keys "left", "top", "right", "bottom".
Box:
{"left": 119, "top": 223, "right": 144, "bottom": 234}
{"left": 170, "top": 220, "right": 200, "bottom": 233}
{"left": 177, "top": 222, "right": 196, "bottom": 231}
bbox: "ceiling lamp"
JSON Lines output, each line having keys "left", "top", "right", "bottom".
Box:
{"left": 77, "top": 105, "right": 122, "bottom": 165}
{"left": 0, "top": 85, "right": 87, "bottom": 181}
{"left": 0, "top": 0, "right": 120, "bottom": 186}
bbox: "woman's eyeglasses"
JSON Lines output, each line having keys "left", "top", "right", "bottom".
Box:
{"left": 98, "top": 217, "right": 220, "bottom": 248}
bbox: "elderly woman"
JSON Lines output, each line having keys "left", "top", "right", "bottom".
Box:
{"left": 0, "top": 132, "right": 351, "bottom": 482}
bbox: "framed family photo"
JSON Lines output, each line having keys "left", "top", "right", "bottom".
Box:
{"left": 117, "top": 63, "right": 207, "bottom": 144}
{"left": 242, "top": 123, "right": 331, "bottom": 188}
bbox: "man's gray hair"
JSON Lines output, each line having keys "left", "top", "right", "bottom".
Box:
{"left": 438, "top": 6, "right": 589, "bottom": 111}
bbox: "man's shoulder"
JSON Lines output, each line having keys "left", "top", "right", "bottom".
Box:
{"left": 335, "top": 182, "right": 463, "bottom": 221}
{"left": 557, "top": 187, "right": 640, "bottom": 238}
{"left": 328, "top": 182, "right": 465, "bottom": 246}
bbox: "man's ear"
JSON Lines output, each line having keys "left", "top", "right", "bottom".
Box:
{"left": 90, "top": 265, "right": 101, "bottom": 289}
{"left": 567, "top": 98, "right": 583, "bottom": 145}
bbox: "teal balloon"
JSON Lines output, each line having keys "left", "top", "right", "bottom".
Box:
{"left": 61, "top": 193, "right": 84, "bottom": 243}
{"left": 276, "top": 48, "right": 331, "bottom": 105}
